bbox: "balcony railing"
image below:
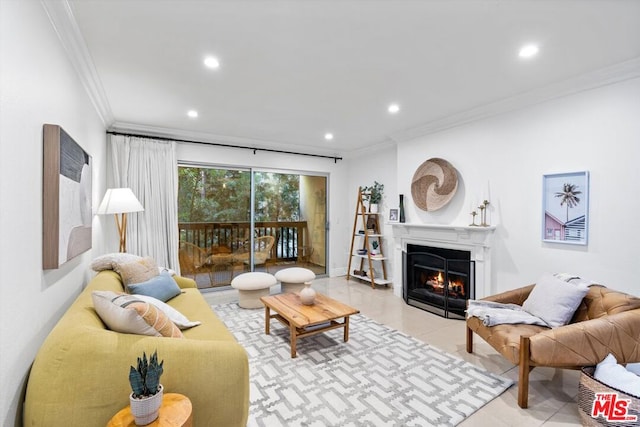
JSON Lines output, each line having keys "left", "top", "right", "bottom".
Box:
{"left": 178, "top": 221, "right": 309, "bottom": 261}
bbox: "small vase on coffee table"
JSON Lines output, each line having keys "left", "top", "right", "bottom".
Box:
{"left": 299, "top": 282, "right": 316, "bottom": 305}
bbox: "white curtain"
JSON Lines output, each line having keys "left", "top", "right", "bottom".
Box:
{"left": 108, "top": 134, "right": 180, "bottom": 273}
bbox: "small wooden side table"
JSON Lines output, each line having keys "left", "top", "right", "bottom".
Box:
{"left": 107, "top": 393, "right": 192, "bottom": 427}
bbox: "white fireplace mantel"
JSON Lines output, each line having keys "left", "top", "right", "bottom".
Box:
{"left": 390, "top": 223, "right": 496, "bottom": 299}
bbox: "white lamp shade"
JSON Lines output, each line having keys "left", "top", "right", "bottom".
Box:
{"left": 97, "top": 188, "right": 144, "bottom": 215}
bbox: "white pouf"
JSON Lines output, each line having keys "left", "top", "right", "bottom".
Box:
{"left": 231, "top": 272, "right": 277, "bottom": 309}
{"left": 275, "top": 267, "right": 316, "bottom": 294}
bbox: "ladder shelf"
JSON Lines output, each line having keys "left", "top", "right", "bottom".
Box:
{"left": 346, "top": 187, "right": 390, "bottom": 288}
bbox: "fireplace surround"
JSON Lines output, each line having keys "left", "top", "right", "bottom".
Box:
{"left": 392, "top": 223, "right": 495, "bottom": 311}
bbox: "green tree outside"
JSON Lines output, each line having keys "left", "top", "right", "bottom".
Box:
{"left": 178, "top": 167, "right": 300, "bottom": 223}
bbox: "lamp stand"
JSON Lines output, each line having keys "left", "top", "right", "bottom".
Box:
{"left": 114, "top": 212, "right": 128, "bottom": 253}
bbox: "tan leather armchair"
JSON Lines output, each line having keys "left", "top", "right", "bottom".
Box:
{"left": 466, "top": 284, "right": 640, "bottom": 408}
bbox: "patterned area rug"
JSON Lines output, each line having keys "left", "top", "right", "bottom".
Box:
{"left": 213, "top": 303, "right": 513, "bottom": 427}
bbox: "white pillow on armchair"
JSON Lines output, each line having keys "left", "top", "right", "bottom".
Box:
{"left": 522, "top": 273, "right": 589, "bottom": 328}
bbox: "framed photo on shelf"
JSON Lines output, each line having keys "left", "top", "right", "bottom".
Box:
{"left": 542, "top": 171, "right": 589, "bottom": 245}
{"left": 388, "top": 208, "right": 399, "bottom": 223}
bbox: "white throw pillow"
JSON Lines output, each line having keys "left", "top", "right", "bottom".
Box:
{"left": 522, "top": 273, "right": 589, "bottom": 327}
{"left": 595, "top": 354, "right": 640, "bottom": 397}
{"left": 158, "top": 266, "right": 177, "bottom": 276}
{"left": 131, "top": 294, "right": 201, "bottom": 330}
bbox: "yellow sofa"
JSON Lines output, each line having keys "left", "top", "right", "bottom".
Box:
{"left": 23, "top": 270, "right": 249, "bottom": 426}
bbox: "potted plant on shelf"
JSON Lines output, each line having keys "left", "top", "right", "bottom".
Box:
{"left": 371, "top": 240, "right": 379, "bottom": 255}
{"left": 363, "top": 181, "right": 384, "bottom": 213}
{"left": 129, "top": 350, "right": 164, "bottom": 426}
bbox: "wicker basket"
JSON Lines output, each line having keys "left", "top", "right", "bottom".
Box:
{"left": 578, "top": 366, "right": 640, "bottom": 427}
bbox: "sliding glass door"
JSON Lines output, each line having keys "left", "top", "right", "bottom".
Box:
{"left": 178, "top": 164, "right": 326, "bottom": 289}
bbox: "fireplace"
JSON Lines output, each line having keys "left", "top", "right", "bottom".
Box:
{"left": 391, "top": 223, "right": 494, "bottom": 301}
{"left": 403, "top": 244, "right": 475, "bottom": 319}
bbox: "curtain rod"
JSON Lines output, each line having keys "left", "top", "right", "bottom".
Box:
{"left": 106, "top": 131, "right": 343, "bottom": 163}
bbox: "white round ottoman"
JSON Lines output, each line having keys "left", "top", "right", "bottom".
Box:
{"left": 275, "top": 267, "right": 316, "bottom": 294}
{"left": 231, "top": 272, "right": 277, "bottom": 309}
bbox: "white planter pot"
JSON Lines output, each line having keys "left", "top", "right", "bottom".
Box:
{"left": 370, "top": 203, "right": 379, "bottom": 214}
{"left": 130, "top": 384, "right": 163, "bottom": 426}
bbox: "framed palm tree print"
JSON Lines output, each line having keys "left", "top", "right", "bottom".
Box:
{"left": 542, "top": 171, "right": 589, "bottom": 245}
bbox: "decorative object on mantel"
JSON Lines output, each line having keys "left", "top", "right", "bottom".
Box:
{"left": 388, "top": 208, "right": 399, "bottom": 223}
{"left": 470, "top": 200, "right": 491, "bottom": 227}
{"left": 469, "top": 210, "right": 479, "bottom": 226}
{"left": 411, "top": 158, "right": 458, "bottom": 211}
{"left": 399, "top": 194, "right": 406, "bottom": 223}
{"left": 480, "top": 200, "right": 490, "bottom": 226}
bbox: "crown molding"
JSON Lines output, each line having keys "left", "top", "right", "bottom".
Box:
{"left": 41, "top": 0, "right": 114, "bottom": 127}
{"left": 390, "top": 57, "right": 640, "bottom": 143}
{"left": 343, "top": 138, "right": 397, "bottom": 160}
{"left": 109, "top": 121, "right": 345, "bottom": 159}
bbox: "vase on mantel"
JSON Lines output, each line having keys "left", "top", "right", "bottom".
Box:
{"left": 299, "top": 282, "right": 316, "bottom": 305}
{"left": 399, "top": 194, "right": 406, "bottom": 223}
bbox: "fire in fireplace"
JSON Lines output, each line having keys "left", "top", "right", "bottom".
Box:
{"left": 403, "top": 244, "right": 475, "bottom": 319}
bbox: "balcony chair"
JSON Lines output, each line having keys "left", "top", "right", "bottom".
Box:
{"left": 297, "top": 245, "right": 314, "bottom": 267}
{"left": 206, "top": 246, "right": 235, "bottom": 286}
{"left": 232, "top": 235, "right": 276, "bottom": 273}
{"left": 178, "top": 241, "right": 215, "bottom": 286}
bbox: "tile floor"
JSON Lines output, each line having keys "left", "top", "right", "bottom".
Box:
{"left": 202, "top": 275, "right": 583, "bottom": 426}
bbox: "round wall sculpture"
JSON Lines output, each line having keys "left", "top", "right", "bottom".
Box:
{"left": 411, "top": 158, "right": 459, "bottom": 211}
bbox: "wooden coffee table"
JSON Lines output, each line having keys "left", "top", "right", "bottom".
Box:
{"left": 260, "top": 292, "right": 360, "bottom": 358}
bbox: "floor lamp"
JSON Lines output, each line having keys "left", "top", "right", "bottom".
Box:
{"left": 97, "top": 188, "right": 144, "bottom": 252}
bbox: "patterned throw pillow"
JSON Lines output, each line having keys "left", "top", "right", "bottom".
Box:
{"left": 92, "top": 291, "right": 183, "bottom": 338}
{"left": 124, "top": 301, "right": 184, "bottom": 338}
{"left": 130, "top": 294, "right": 201, "bottom": 330}
{"left": 114, "top": 257, "right": 159, "bottom": 285}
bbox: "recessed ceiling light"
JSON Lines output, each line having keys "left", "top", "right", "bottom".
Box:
{"left": 388, "top": 103, "right": 400, "bottom": 114}
{"left": 204, "top": 56, "right": 220, "bottom": 69}
{"left": 518, "top": 44, "right": 539, "bottom": 59}
{"left": 187, "top": 110, "right": 198, "bottom": 118}
{"left": 324, "top": 133, "right": 334, "bottom": 141}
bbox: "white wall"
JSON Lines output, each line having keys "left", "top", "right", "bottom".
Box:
{"left": 176, "top": 143, "right": 348, "bottom": 276}
{"left": 0, "top": 2, "right": 107, "bottom": 425}
{"left": 345, "top": 146, "right": 398, "bottom": 281}
{"left": 394, "top": 77, "right": 640, "bottom": 296}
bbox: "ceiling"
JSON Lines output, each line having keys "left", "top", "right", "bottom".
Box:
{"left": 63, "top": 0, "right": 640, "bottom": 156}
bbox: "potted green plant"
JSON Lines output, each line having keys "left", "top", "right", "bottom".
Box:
{"left": 371, "top": 240, "right": 379, "bottom": 255}
{"left": 129, "top": 350, "right": 164, "bottom": 426}
{"left": 363, "top": 181, "right": 384, "bottom": 213}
